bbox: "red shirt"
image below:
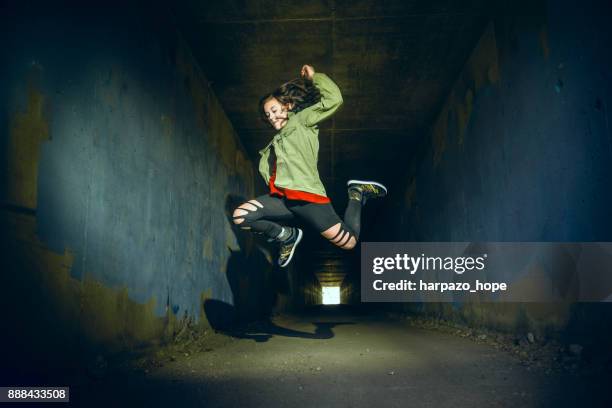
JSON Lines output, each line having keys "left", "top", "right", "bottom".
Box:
{"left": 269, "top": 160, "right": 330, "bottom": 204}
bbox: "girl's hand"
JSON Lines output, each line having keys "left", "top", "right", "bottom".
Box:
{"left": 301, "top": 65, "right": 315, "bottom": 80}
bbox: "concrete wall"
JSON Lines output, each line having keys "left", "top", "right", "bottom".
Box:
{"left": 0, "top": 2, "right": 273, "bottom": 376}
{"left": 391, "top": 0, "right": 612, "bottom": 342}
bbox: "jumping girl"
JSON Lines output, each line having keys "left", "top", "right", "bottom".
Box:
{"left": 232, "top": 64, "right": 387, "bottom": 267}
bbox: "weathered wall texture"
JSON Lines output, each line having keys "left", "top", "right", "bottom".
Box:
{"left": 0, "top": 4, "right": 272, "bottom": 373}
{"left": 391, "top": 0, "right": 612, "bottom": 340}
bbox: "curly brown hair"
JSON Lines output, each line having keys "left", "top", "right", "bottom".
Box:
{"left": 259, "top": 77, "right": 321, "bottom": 127}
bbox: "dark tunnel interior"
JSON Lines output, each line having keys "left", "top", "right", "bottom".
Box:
{"left": 1, "top": 0, "right": 611, "bottom": 407}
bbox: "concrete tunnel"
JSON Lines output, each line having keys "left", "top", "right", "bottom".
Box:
{"left": 1, "top": 0, "right": 611, "bottom": 406}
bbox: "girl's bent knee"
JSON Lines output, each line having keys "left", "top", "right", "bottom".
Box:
{"left": 238, "top": 202, "right": 258, "bottom": 212}
{"left": 248, "top": 199, "right": 264, "bottom": 208}
{"left": 340, "top": 237, "right": 357, "bottom": 250}
{"left": 321, "top": 223, "right": 341, "bottom": 240}
{"left": 232, "top": 208, "right": 248, "bottom": 224}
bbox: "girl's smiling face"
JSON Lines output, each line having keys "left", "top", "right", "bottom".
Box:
{"left": 263, "top": 97, "right": 293, "bottom": 130}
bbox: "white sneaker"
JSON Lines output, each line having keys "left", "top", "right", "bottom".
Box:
{"left": 278, "top": 228, "right": 303, "bottom": 268}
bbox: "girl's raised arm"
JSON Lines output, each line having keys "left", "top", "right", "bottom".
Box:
{"left": 300, "top": 68, "right": 343, "bottom": 127}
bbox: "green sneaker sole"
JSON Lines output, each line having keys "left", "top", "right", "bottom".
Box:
{"left": 347, "top": 179, "right": 388, "bottom": 196}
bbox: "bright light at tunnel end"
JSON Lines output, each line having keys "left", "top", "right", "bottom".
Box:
{"left": 322, "top": 286, "right": 340, "bottom": 305}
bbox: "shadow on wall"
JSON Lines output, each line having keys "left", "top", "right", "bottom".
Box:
{"left": 202, "top": 194, "right": 289, "bottom": 332}
{"left": 206, "top": 201, "right": 356, "bottom": 343}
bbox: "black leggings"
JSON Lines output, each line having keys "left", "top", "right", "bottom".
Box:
{"left": 232, "top": 194, "right": 362, "bottom": 249}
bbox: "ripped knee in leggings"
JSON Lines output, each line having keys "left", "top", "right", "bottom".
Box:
{"left": 321, "top": 222, "right": 358, "bottom": 250}
{"left": 232, "top": 199, "right": 264, "bottom": 230}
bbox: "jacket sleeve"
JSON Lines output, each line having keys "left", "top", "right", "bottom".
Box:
{"left": 299, "top": 72, "right": 343, "bottom": 127}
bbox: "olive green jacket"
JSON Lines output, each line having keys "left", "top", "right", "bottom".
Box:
{"left": 258, "top": 72, "right": 343, "bottom": 197}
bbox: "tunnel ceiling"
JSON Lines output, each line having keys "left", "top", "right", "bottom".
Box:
{"left": 174, "top": 0, "right": 490, "bottom": 200}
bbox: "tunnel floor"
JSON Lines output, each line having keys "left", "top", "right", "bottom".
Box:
{"left": 70, "top": 307, "right": 607, "bottom": 407}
